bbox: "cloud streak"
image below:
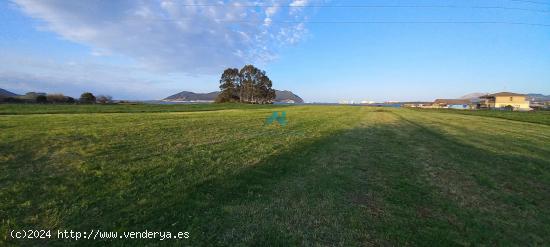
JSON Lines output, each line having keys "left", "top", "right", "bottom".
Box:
{"left": 12, "top": 0, "right": 311, "bottom": 75}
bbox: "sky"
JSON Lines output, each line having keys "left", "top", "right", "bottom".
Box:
{"left": 0, "top": 0, "right": 549, "bottom": 102}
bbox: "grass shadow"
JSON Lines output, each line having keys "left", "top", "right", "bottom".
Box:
{"left": 2, "top": 111, "right": 550, "bottom": 246}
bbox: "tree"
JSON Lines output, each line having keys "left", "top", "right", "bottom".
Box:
{"left": 36, "top": 95, "right": 48, "bottom": 104}
{"left": 46, "top": 94, "right": 66, "bottom": 103}
{"left": 239, "top": 65, "right": 261, "bottom": 103}
{"left": 215, "top": 68, "right": 240, "bottom": 103}
{"left": 80, "top": 92, "right": 96, "bottom": 104}
{"left": 215, "top": 65, "right": 274, "bottom": 104}
{"left": 21, "top": 92, "right": 46, "bottom": 102}
{"left": 96, "top": 95, "right": 113, "bottom": 104}
{"left": 256, "top": 74, "right": 276, "bottom": 104}
{"left": 1, "top": 97, "right": 24, "bottom": 103}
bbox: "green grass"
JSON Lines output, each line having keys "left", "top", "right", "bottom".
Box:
{"left": 414, "top": 108, "right": 550, "bottom": 126}
{"left": 1, "top": 104, "right": 549, "bottom": 246}
{"left": 0, "top": 103, "right": 288, "bottom": 115}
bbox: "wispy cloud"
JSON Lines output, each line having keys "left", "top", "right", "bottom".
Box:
{"left": 11, "top": 0, "right": 312, "bottom": 75}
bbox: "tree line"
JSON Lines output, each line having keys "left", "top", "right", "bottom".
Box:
{"left": 0, "top": 92, "right": 113, "bottom": 104}
{"left": 216, "top": 65, "right": 276, "bottom": 104}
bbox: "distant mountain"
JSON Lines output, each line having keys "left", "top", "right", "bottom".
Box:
{"left": 163, "top": 91, "right": 219, "bottom": 101}
{"left": 274, "top": 90, "right": 304, "bottom": 103}
{"left": 0, "top": 88, "right": 20, "bottom": 97}
{"left": 527, "top": 93, "right": 550, "bottom": 102}
{"left": 164, "top": 90, "right": 304, "bottom": 103}
{"left": 460, "top": 93, "right": 486, "bottom": 100}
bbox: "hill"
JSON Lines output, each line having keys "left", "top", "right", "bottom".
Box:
{"left": 527, "top": 93, "right": 550, "bottom": 102}
{"left": 0, "top": 88, "right": 20, "bottom": 97}
{"left": 274, "top": 90, "right": 304, "bottom": 103}
{"left": 460, "top": 92, "right": 486, "bottom": 100}
{"left": 164, "top": 90, "right": 304, "bottom": 103}
{"left": 163, "top": 91, "right": 219, "bottom": 102}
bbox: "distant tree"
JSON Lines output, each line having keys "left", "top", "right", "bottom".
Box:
{"left": 36, "top": 95, "right": 48, "bottom": 104}
{"left": 23, "top": 92, "right": 39, "bottom": 99}
{"left": 47, "top": 94, "right": 66, "bottom": 103}
{"left": 1, "top": 97, "right": 25, "bottom": 103}
{"left": 215, "top": 65, "right": 274, "bottom": 104}
{"left": 256, "top": 74, "right": 276, "bottom": 104}
{"left": 21, "top": 92, "right": 46, "bottom": 102}
{"left": 239, "top": 65, "right": 260, "bottom": 103}
{"left": 79, "top": 92, "right": 96, "bottom": 104}
{"left": 215, "top": 68, "right": 240, "bottom": 103}
{"left": 66, "top": 97, "right": 76, "bottom": 104}
{"left": 96, "top": 95, "right": 113, "bottom": 104}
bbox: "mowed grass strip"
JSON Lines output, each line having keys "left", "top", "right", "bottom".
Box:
{"left": 1, "top": 105, "right": 549, "bottom": 246}
{"left": 0, "top": 103, "right": 290, "bottom": 115}
{"left": 414, "top": 108, "right": 550, "bottom": 126}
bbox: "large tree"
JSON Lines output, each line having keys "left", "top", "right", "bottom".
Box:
{"left": 215, "top": 65, "right": 275, "bottom": 104}
{"left": 254, "top": 73, "right": 275, "bottom": 104}
{"left": 239, "top": 65, "right": 259, "bottom": 103}
{"left": 216, "top": 68, "right": 240, "bottom": 103}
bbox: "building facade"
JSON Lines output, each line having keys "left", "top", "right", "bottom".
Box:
{"left": 479, "top": 92, "right": 530, "bottom": 111}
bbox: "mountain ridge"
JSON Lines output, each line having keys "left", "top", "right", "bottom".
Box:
{"left": 164, "top": 90, "right": 304, "bottom": 103}
{"left": 0, "top": 88, "right": 20, "bottom": 97}
{"left": 526, "top": 93, "right": 550, "bottom": 102}
{"left": 460, "top": 92, "right": 487, "bottom": 100}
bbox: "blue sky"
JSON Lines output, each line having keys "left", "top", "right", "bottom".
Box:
{"left": 1, "top": 0, "right": 549, "bottom": 102}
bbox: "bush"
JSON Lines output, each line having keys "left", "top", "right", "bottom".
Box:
{"left": 96, "top": 95, "right": 113, "bottom": 104}
{"left": 36, "top": 95, "right": 48, "bottom": 104}
{"left": 79, "top": 92, "right": 96, "bottom": 104}
{"left": 0, "top": 97, "right": 25, "bottom": 103}
{"left": 46, "top": 94, "right": 66, "bottom": 103}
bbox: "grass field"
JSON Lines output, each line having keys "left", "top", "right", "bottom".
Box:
{"left": 1, "top": 104, "right": 549, "bottom": 246}
{"left": 0, "top": 103, "right": 285, "bottom": 115}
{"left": 414, "top": 108, "right": 550, "bottom": 126}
